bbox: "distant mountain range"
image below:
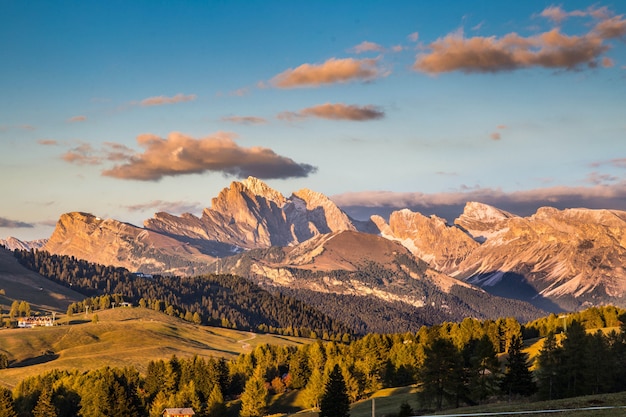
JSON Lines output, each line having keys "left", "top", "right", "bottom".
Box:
{"left": 3, "top": 176, "right": 625, "bottom": 326}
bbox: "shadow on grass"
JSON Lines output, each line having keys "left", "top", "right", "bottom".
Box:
{"left": 11, "top": 352, "right": 59, "bottom": 368}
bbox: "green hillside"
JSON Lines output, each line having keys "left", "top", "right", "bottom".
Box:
{"left": 0, "top": 248, "right": 83, "bottom": 313}
{"left": 0, "top": 306, "right": 312, "bottom": 388}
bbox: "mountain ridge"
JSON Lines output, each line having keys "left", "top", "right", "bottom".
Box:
{"left": 6, "top": 176, "right": 625, "bottom": 316}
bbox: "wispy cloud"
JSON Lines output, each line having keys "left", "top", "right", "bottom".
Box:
{"left": 0, "top": 217, "right": 33, "bottom": 228}
{"left": 349, "top": 41, "right": 384, "bottom": 54}
{"left": 140, "top": 93, "right": 197, "bottom": 106}
{"left": 38, "top": 139, "right": 58, "bottom": 146}
{"left": 278, "top": 103, "right": 385, "bottom": 122}
{"left": 270, "top": 57, "right": 383, "bottom": 88}
{"left": 407, "top": 32, "right": 419, "bottom": 42}
{"left": 68, "top": 115, "right": 87, "bottom": 123}
{"left": 98, "top": 132, "right": 316, "bottom": 181}
{"left": 61, "top": 142, "right": 135, "bottom": 165}
{"left": 414, "top": 7, "right": 626, "bottom": 74}
{"left": 123, "top": 200, "right": 203, "bottom": 215}
{"left": 221, "top": 116, "right": 268, "bottom": 125}
{"left": 332, "top": 182, "right": 626, "bottom": 220}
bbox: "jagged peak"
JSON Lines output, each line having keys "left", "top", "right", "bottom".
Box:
{"left": 460, "top": 202, "right": 516, "bottom": 222}
{"left": 241, "top": 176, "right": 282, "bottom": 197}
{"left": 292, "top": 188, "right": 336, "bottom": 207}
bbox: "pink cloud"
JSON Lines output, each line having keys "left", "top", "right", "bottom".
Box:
{"left": 490, "top": 132, "right": 501, "bottom": 140}
{"left": 413, "top": 28, "right": 609, "bottom": 74}
{"left": 61, "top": 143, "right": 101, "bottom": 165}
{"left": 270, "top": 57, "right": 382, "bottom": 88}
{"left": 123, "top": 200, "right": 203, "bottom": 215}
{"left": 140, "top": 93, "right": 197, "bottom": 106}
{"left": 101, "top": 132, "right": 316, "bottom": 181}
{"left": 68, "top": 115, "right": 87, "bottom": 123}
{"left": 349, "top": 41, "right": 384, "bottom": 54}
{"left": 38, "top": 139, "right": 58, "bottom": 146}
{"left": 221, "top": 116, "right": 268, "bottom": 125}
{"left": 331, "top": 182, "right": 626, "bottom": 220}
{"left": 414, "top": 7, "right": 626, "bottom": 75}
{"left": 407, "top": 32, "right": 419, "bottom": 42}
{"left": 278, "top": 103, "right": 385, "bottom": 122}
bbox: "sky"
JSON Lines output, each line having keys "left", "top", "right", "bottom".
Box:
{"left": 1, "top": 0, "right": 626, "bottom": 241}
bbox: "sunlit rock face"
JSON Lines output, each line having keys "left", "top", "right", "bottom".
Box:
{"left": 43, "top": 212, "right": 216, "bottom": 275}
{"left": 452, "top": 204, "right": 626, "bottom": 310}
{"left": 39, "top": 179, "right": 626, "bottom": 311}
{"left": 145, "top": 176, "right": 365, "bottom": 249}
{"left": 372, "top": 208, "right": 479, "bottom": 274}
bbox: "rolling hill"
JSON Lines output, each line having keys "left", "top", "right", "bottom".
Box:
{"left": 0, "top": 306, "right": 311, "bottom": 388}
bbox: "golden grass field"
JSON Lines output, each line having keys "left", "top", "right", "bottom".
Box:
{"left": 0, "top": 306, "right": 312, "bottom": 388}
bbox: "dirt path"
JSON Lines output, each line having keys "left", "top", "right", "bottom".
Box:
{"left": 237, "top": 332, "right": 257, "bottom": 350}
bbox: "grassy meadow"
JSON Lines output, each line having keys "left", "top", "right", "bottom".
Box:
{"left": 0, "top": 306, "right": 312, "bottom": 388}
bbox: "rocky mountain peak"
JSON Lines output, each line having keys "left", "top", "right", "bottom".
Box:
{"left": 455, "top": 202, "right": 517, "bottom": 242}
{"left": 241, "top": 176, "right": 286, "bottom": 205}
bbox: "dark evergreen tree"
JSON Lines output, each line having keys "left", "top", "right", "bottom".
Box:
{"left": 319, "top": 364, "right": 350, "bottom": 417}
{"left": 535, "top": 332, "right": 563, "bottom": 400}
{"left": 560, "top": 320, "right": 589, "bottom": 397}
{"left": 417, "top": 337, "right": 464, "bottom": 410}
{"left": 465, "top": 335, "right": 501, "bottom": 403}
{"left": 500, "top": 335, "right": 536, "bottom": 397}
{"left": 0, "top": 386, "right": 17, "bottom": 417}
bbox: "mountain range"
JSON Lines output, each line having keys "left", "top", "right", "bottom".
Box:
{"left": 3, "top": 176, "right": 625, "bottom": 326}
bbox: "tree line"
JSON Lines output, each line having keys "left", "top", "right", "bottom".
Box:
{"left": 13, "top": 249, "right": 353, "bottom": 340}
{"left": 4, "top": 306, "right": 626, "bottom": 416}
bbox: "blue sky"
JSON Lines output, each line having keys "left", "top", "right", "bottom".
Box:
{"left": 1, "top": 1, "right": 625, "bottom": 240}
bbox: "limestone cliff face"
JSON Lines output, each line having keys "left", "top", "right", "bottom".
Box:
{"left": 372, "top": 209, "right": 479, "bottom": 274}
{"left": 145, "top": 177, "right": 363, "bottom": 249}
{"left": 43, "top": 212, "right": 215, "bottom": 275}
{"left": 452, "top": 204, "right": 626, "bottom": 309}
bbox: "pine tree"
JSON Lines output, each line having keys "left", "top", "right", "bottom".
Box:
{"left": 501, "top": 335, "right": 536, "bottom": 398}
{"left": 417, "top": 337, "right": 464, "bottom": 410}
{"left": 319, "top": 364, "right": 350, "bottom": 417}
{"left": 33, "top": 389, "right": 57, "bottom": 417}
{"left": 239, "top": 367, "right": 268, "bottom": 417}
{"left": 206, "top": 384, "right": 227, "bottom": 417}
{"left": 535, "top": 332, "right": 563, "bottom": 400}
{"left": 0, "top": 386, "right": 17, "bottom": 417}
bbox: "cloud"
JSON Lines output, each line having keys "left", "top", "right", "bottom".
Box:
{"left": 38, "top": 139, "right": 58, "bottom": 146}
{"left": 270, "top": 57, "right": 383, "bottom": 88}
{"left": 594, "top": 15, "right": 626, "bottom": 39}
{"left": 278, "top": 103, "right": 385, "bottom": 122}
{"left": 414, "top": 28, "right": 610, "bottom": 74}
{"left": 408, "top": 32, "right": 419, "bottom": 42}
{"left": 414, "top": 7, "right": 626, "bottom": 74}
{"left": 0, "top": 217, "right": 33, "bottom": 228}
{"left": 68, "top": 115, "right": 87, "bottom": 123}
{"left": 349, "top": 41, "right": 384, "bottom": 54}
{"left": 101, "top": 132, "right": 317, "bottom": 181}
{"left": 61, "top": 142, "right": 135, "bottom": 165}
{"left": 123, "top": 200, "right": 203, "bottom": 215}
{"left": 140, "top": 93, "right": 197, "bottom": 106}
{"left": 332, "top": 182, "right": 626, "bottom": 222}
{"left": 490, "top": 132, "right": 501, "bottom": 140}
{"left": 221, "top": 116, "right": 268, "bottom": 125}
{"left": 539, "top": 5, "right": 610, "bottom": 24}
{"left": 61, "top": 143, "right": 101, "bottom": 165}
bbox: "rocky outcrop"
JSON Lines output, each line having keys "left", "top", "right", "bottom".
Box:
{"left": 145, "top": 177, "right": 367, "bottom": 249}
{"left": 372, "top": 209, "right": 478, "bottom": 274}
{"left": 0, "top": 237, "right": 47, "bottom": 251}
{"left": 452, "top": 204, "right": 626, "bottom": 310}
{"left": 43, "top": 212, "right": 216, "bottom": 275}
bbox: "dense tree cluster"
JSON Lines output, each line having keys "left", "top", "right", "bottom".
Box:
{"left": 3, "top": 308, "right": 626, "bottom": 415}
{"left": 13, "top": 249, "right": 352, "bottom": 339}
